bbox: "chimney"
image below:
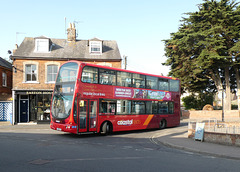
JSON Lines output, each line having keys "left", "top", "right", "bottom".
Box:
{"left": 12, "top": 44, "right": 18, "bottom": 54}
{"left": 67, "top": 23, "right": 76, "bottom": 42}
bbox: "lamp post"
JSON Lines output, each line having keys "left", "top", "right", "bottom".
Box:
{"left": 222, "top": 90, "right": 224, "bottom": 122}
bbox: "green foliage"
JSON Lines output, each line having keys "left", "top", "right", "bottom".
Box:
{"left": 182, "top": 93, "right": 214, "bottom": 110}
{"left": 163, "top": 0, "right": 240, "bottom": 94}
{"left": 182, "top": 95, "right": 199, "bottom": 110}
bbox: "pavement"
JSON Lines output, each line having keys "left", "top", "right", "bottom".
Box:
{"left": 153, "top": 119, "right": 240, "bottom": 160}
{"left": 1, "top": 120, "right": 240, "bottom": 160}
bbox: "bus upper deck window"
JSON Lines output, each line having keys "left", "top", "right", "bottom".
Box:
{"left": 99, "top": 69, "right": 116, "bottom": 85}
{"left": 169, "top": 80, "right": 179, "bottom": 92}
{"left": 159, "top": 79, "right": 169, "bottom": 91}
{"left": 117, "top": 72, "right": 132, "bottom": 87}
{"left": 82, "top": 66, "right": 98, "bottom": 83}
{"left": 146, "top": 76, "right": 158, "bottom": 90}
{"left": 132, "top": 74, "right": 145, "bottom": 88}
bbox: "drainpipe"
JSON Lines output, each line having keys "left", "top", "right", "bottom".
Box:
{"left": 12, "top": 90, "right": 15, "bottom": 125}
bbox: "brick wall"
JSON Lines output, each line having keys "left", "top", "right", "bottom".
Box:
{"left": 204, "top": 132, "right": 240, "bottom": 147}
{"left": 91, "top": 61, "right": 121, "bottom": 68}
{"left": 0, "top": 67, "right": 12, "bottom": 101}
{"left": 186, "top": 110, "right": 240, "bottom": 121}
{"left": 13, "top": 59, "right": 122, "bottom": 91}
{"left": 188, "top": 122, "right": 240, "bottom": 147}
{"left": 182, "top": 110, "right": 190, "bottom": 119}
{"left": 13, "top": 59, "right": 64, "bottom": 90}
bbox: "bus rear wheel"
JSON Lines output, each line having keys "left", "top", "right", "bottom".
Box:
{"left": 159, "top": 119, "right": 166, "bottom": 129}
{"left": 101, "top": 122, "right": 112, "bottom": 135}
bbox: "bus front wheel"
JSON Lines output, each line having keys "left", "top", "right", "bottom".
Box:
{"left": 159, "top": 119, "right": 166, "bottom": 129}
{"left": 101, "top": 122, "right": 112, "bottom": 135}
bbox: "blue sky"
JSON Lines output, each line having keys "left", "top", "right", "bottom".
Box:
{"left": 0, "top": 0, "right": 202, "bottom": 76}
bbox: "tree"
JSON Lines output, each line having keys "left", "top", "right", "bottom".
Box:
{"left": 182, "top": 93, "right": 214, "bottom": 110}
{"left": 163, "top": 0, "right": 240, "bottom": 110}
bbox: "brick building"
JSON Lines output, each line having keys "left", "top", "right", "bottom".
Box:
{"left": 11, "top": 23, "right": 122, "bottom": 124}
{"left": 0, "top": 57, "right": 12, "bottom": 101}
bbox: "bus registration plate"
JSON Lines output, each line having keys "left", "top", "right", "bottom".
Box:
{"left": 57, "top": 128, "right": 62, "bottom": 131}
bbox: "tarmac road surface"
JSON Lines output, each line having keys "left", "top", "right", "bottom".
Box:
{"left": 0, "top": 121, "right": 239, "bottom": 172}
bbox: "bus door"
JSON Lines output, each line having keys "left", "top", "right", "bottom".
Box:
{"left": 78, "top": 99, "right": 98, "bottom": 133}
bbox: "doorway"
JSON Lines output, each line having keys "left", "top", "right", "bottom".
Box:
{"left": 78, "top": 99, "right": 98, "bottom": 133}
{"left": 19, "top": 95, "right": 29, "bottom": 123}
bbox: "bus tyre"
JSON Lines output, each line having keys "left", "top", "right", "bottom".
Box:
{"left": 101, "top": 122, "right": 111, "bottom": 135}
{"left": 159, "top": 119, "right": 166, "bottom": 129}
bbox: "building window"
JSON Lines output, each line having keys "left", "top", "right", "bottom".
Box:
{"left": 29, "top": 94, "right": 51, "bottom": 121}
{"left": 35, "top": 39, "right": 49, "bottom": 52}
{"left": 26, "top": 64, "right": 37, "bottom": 82}
{"left": 2, "top": 72, "right": 7, "bottom": 87}
{"left": 89, "top": 41, "right": 102, "bottom": 54}
{"left": 47, "top": 65, "right": 58, "bottom": 82}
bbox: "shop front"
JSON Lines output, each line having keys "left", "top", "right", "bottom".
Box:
{"left": 14, "top": 90, "right": 52, "bottom": 124}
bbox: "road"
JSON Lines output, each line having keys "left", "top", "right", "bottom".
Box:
{"left": 0, "top": 123, "right": 239, "bottom": 172}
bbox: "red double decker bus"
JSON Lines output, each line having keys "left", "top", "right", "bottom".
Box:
{"left": 50, "top": 61, "right": 180, "bottom": 134}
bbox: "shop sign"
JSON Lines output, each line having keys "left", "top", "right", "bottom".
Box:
{"left": 26, "top": 91, "right": 52, "bottom": 95}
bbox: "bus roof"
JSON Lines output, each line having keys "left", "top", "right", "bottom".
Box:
{"left": 62, "top": 60, "right": 179, "bottom": 81}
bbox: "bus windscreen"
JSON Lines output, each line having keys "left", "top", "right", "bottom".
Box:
{"left": 51, "top": 62, "right": 78, "bottom": 119}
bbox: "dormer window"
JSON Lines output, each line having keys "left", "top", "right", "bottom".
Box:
{"left": 34, "top": 37, "right": 50, "bottom": 53}
{"left": 89, "top": 41, "right": 102, "bottom": 54}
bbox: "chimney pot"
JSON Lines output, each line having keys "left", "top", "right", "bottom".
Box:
{"left": 13, "top": 44, "right": 18, "bottom": 54}
{"left": 67, "top": 22, "right": 76, "bottom": 42}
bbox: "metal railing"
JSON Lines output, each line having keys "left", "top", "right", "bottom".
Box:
{"left": 205, "top": 123, "right": 240, "bottom": 134}
{"left": 188, "top": 118, "right": 240, "bottom": 135}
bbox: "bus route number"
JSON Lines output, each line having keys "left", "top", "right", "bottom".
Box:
{"left": 79, "top": 100, "right": 85, "bottom": 107}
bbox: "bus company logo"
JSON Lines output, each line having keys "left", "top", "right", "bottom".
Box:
{"left": 117, "top": 119, "right": 133, "bottom": 126}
